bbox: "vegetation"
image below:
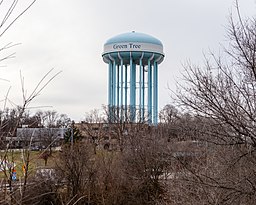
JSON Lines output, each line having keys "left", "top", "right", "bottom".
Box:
{"left": 1, "top": 0, "right": 256, "bottom": 204}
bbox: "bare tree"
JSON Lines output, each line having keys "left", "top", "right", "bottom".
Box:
{"left": 0, "top": 69, "right": 61, "bottom": 204}
{"left": 56, "top": 142, "right": 96, "bottom": 205}
{"left": 81, "top": 109, "right": 107, "bottom": 153}
{"left": 0, "top": 1, "right": 70, "bottom": 204}
{"left": 173, "top": 1, "right": 256, "bottom": 204}
{"left": 122, "top": 132, "right": 170, "bottom": 204}
{"left": 0, "top": 0, "right": 37, "bottom": 63}
{"left": 159, "top": 104, "right": 178, "bottom": 124}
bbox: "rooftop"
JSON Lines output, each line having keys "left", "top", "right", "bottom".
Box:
{"left": 105, "top": 31, "right": 163, "bottom": 46}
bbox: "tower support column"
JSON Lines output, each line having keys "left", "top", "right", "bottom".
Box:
{"left": 147, "top": 54, "right": 154, "bottom": 124}
{"left": 118, "top": 53, "right": 124, "bottom": 122}
{"left": 142, "top": 65, "right": 145, "bottom": 121}
{"left": 113, "top": 60, "right": 116, "bottom": 108}
{"left": 125, "top": 64, "right": 128, "bottom": 121}
{"left": 108, "top": 61, "right": 113, "bottom": 122}
{"left": 108, "top": 61, "right": 112, "bottom": 108}
{"left": 139, "top": 53, "right": 144, "bottom": 122}
{"left": 153, "top": 61, "right": 158, "bottom": 125}
{"left": 130, "top": 53, "right": 136, "bottom": 122}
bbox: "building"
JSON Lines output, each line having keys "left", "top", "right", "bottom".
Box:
{"left": 6, "top": 128, "right": 67, "bottom": 149}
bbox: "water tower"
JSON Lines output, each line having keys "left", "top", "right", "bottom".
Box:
{"left": 102, "top": 31, "right": 164, "bottom": 125}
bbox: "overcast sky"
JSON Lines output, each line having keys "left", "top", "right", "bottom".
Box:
{"left": 0, "top": 0, "right": 256, "bottom": 122}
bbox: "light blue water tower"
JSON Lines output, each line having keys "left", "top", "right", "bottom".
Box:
{"left": 102, "top": 31, "right": 164, "bottom": 125}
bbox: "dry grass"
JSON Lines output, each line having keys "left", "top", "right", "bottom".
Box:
{"left": 0, "top": 150, "right": 59, "bottom": 180}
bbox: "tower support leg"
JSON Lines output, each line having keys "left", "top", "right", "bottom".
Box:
{"left": 153, "top": 62, "right": 158, "bottom": 125}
